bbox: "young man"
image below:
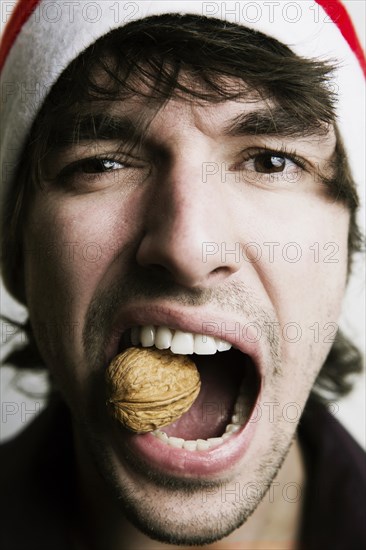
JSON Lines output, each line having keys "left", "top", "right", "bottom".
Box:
{"left": 1, "top": 1, "right": 365, "bottom": 548}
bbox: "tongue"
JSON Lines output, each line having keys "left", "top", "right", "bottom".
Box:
{"left": 163, "top": 351, "right": 244, "bottom": 440}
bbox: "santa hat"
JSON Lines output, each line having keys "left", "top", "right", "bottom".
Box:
{"left": 0, "top": 0, "right": 365, "bottom": 208}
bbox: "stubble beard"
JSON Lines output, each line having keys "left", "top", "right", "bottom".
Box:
{"left": 78, "top": 271, "right": 293, "bottom": 545}
{"left": 76, "top": 412, "right": 294, "bottom": 547}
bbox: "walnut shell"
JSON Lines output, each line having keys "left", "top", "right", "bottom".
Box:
{"left": 105, "top": 347, "right": 201, "bottom": 433}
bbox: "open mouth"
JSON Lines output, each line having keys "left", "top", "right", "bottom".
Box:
{"left": 111, "top": 325, "right": 261, "bottom": 455}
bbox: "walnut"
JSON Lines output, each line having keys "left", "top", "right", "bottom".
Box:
{"left": 105, "top": 347, "right": 201, "bottom": 433}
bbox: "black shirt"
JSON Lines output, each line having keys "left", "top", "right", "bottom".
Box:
{"left": 298, "top": 401, "right": 366, "bottom": 549}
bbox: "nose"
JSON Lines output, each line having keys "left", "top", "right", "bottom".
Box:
{"left": 136, "top": 158, "right": 240, "bottom": 288}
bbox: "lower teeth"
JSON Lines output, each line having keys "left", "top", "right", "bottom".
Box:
{"left": 151, "top": 380, "right": 251, "bottom": 451}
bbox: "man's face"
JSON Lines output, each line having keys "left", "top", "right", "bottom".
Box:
{"left": 22, "top": 83, "right": 349, "bottom": 543}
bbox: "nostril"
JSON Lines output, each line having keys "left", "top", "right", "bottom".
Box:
{"left": 210, "top": 266, "right": 232, "bottom": 278}
{"left": 144, "top": 264, "right": 234, "bottom": 288}
{"left": 146, "top": 264, "right": 174, "bottom": 281}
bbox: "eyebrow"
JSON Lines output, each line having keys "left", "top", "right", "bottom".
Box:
{"left": 50, "top": 107, "right": 329, "bottom": 149}
{"left": 51, "top": 114, "right": 146, "bottom": 146}
{"left": 224, "top": 109, "right": 329, "bottom": 138}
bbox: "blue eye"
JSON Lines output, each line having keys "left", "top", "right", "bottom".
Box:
{"left": 53, "top": 152, "right": 149, "bottom": 192}
{"left": 71, "top": 158, "right": 125, "bottom": 174}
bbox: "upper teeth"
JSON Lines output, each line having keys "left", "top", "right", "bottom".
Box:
{"left": 130, "top": 325, "right": 232, "bottom": 355}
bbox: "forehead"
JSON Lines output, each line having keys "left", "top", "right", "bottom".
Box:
{"left": 107, "top": 89, "right": 263, "bottom": 135}
{"left": 43, "top": 29, "right": 337, "bottom": 145}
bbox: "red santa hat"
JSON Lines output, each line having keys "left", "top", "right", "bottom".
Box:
{"left": 0, "top": 0, "right": 365, "bottom": 207}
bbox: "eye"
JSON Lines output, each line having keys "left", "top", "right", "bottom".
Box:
{"left": 252, "top": 153, "right": 287, "bottom": 173}
{"left": 53, "top": 154, "right": 146, "bottom": 191}
{"left": 241, "top": 151, "right": 304, "bottom": 174}
{"left": 65, "top": 157, "right": 126, "bottom": 175}
{"left": 232, "top": 148, "right": 306, "bottom": 187}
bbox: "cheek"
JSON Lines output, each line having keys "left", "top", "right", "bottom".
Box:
{"left": 256, "top": 200, "right": 349, "bottom": 390}
{"left": 22, "top": 192, "right": 142, "bottom": 371}
{"left": 25, "top": 190, "right": 138, "bottom": 281}
{"left": 266, "top": 201, "right": 349, "bottom": 320}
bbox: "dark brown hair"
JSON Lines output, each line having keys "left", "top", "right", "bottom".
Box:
{"left": 1, "top": 14, "right": 363, "bottom": 402}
